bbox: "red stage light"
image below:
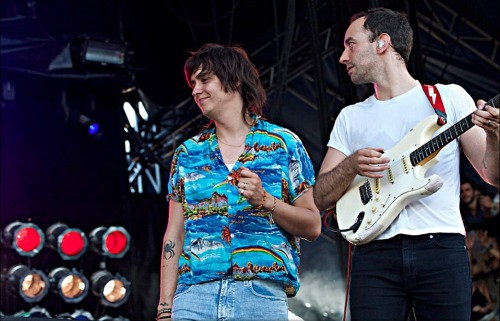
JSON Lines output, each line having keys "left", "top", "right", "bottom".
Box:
{"left": 46, "top": 222, "right": 88, "bottom": 260}
{"left": 3, "top": 221, "right": 45, "bottom": 256}
{"left": 105, "top": 229, "right": 128, "bottom": 256}
{"left": 90, "top": 226, "right": 130, "bottom": 258}
{"left": 60, "top": 230, "right": 86, "bottom": 255}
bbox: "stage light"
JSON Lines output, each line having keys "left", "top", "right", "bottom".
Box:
{"left": 89, "top": 226, "right": 131, "bottom": 258}
{"left": 61, "top": 90, "right": 103, "bottom": 139}
{"left": 87, "top": 122, "right": 101, "bottom": 136}
{"left": 46, "top": 222, "right": 88, "bottom": 260}
{"left": 90, "top": 270, "right": 131, "bottom": 307}
{"left": 3, "top": 221, "right": 45, "bottom": 257}
{"left": 81, "top": 39, "right": 127, "bottom": 66}
{"left": 49, "top": 267, "right": 89, "bottom": 303}
{"left": 73, "top": 112, "right": 102, "bottom": 138}
{"left": 7, "top": 264, "right": 50, "bottom": 303}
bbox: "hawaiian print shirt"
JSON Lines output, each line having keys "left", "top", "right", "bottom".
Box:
{"left": 167, "top": 115, "right": 315, "bottom": 297}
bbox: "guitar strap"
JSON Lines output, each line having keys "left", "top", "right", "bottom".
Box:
{"left": 421, "top": 84, "right": 447, "bottom": 126}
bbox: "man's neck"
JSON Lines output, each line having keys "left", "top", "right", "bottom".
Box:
{"left": 373, "top": 64, "right": 418, "bottom": 101}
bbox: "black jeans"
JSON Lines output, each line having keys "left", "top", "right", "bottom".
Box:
{"left": 349, "top": 233, "right": 472, "bottom": 321}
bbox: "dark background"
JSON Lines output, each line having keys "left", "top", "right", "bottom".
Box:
{"left": 1, "top": 0, "right": 499, "bottom": 320}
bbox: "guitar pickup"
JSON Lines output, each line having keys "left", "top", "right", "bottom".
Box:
{"left": 402, "top": 155, "right": 410, "bottom": 174}
{"left": 387, "top": 167, "right": 394, "bottom": 183}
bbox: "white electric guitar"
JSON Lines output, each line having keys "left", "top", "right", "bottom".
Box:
{"left": 336, "top": 94, "right": 500, "bottom": 245}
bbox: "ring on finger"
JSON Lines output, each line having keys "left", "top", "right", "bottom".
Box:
{"left": 487, "top": 120, "right": 491, "bottom": 126}
{"left": 240, "top": 189, "right": 245, "bottom": 196}
{"left": 242, "top": 182, "right": 247, "bottom": 190}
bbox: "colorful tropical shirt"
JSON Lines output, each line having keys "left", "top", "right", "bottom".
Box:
{"left": 167, "top": 114, "right": 315, "bottom": 297}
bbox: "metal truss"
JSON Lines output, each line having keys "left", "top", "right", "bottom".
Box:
{"left": 125, "top": 0, "right": 499, "bottom": 196}
{"left": 124, "top": 0, "right": 345, "bottom": 195}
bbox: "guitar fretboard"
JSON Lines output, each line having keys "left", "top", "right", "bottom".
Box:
{"left": 410, "top": 94, "right": 500, "bottom": 166}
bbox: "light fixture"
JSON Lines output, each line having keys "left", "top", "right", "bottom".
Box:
{"left": 3, "top": 221, "right": 45, "bottom": 257}
{"left": 89, "top": 226, "right": 131, "bottom": 258}
{"left": 46, "top": 222, "right": 88, "bottom": 260}
{"left": 87, "top": 121, "right": 101, "bottom": 136}
{"left": 61, "top": 89, "right": 103, "bottom": 139}
{"left": 90, "top": 270, "right": 131, "bottom": 307}
{"left": 81, "top": 39, "right": 127, "bottom": 66}
{"left": 7, "top": 264, "right": 50, "bottom": 303}
{"left": 48, "top": 267, "right": 89, "bottom": 303}
{"left": 65, "top": 107, "right": 102, "bottom": 138}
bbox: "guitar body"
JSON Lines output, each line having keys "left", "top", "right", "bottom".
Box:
{"left": 336, "top": 115, "right": 444, "bottom": 245}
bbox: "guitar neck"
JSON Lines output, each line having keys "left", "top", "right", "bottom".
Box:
{"left": 410, "top": 94, "right": 500, "bottom": 166}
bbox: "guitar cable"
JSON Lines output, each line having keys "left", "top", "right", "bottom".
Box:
{"left": 322, "top": 210, "right": 363, "bottom": 233}
{"left": 343, "top": 242, "right": 353, "bottom": 321}
{"left": 322, "top": 210, "right": 353, "bottom": 321}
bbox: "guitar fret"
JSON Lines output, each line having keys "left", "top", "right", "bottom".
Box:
{"left": 410, "top": 112, "right": 478, "bottom": 166}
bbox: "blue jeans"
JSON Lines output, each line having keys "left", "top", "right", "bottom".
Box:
{"left": 172, "top": 277, "right": 289, "bottom": 321}
{"left": 349, "top": 233, "right": 472, "bottom": 321}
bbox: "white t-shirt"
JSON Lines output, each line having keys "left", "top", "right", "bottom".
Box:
{"left": 328, "top": 83, "right": 476, "bottom": 239}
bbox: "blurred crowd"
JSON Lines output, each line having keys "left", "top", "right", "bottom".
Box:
{"left": 460, "top": 179, "right": 500, "bottom": 321}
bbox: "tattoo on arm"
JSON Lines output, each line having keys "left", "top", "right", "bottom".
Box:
{"left": 159, "top": 302, "right": 170, "bottom": 307}
{"left": 163, "top": 239, "right": 176, "bottom": 260}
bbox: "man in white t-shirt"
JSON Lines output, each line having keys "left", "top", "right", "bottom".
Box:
{"left": 313, "top": 7, "right": 499, "bottom": 321}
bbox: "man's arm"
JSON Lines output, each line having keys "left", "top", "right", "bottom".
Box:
{"left": 314, "top": 147, "right": 390, "bottom": 211}
{"left": 157, "top": 200, "right": 185, "bottom": 318}
{"left": 461, "top": 100, "right": 500, "bottom": 187}
{"left": 314, "top": 148, "right": 351, "bottom": 211}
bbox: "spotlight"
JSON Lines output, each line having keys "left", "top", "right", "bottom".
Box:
{"left": 61, "top": 90, "right": 103, "bottom": 139}
{"left": 46, "top": 222, "right": 88, "bottom": 260}
{"left": 49, "top": 267, "right": 89, "bottom": 303}
{"left": 90, "top": 270, "right": 131, "bottom": 307}
{"left": 3, "top": 221, "right": 45, "bottom": 256}
{"left": 89, "top": 226, "right": 131, "bottom": 258}
{"left": 7, "top": 264, "right": 50, "bottom": 303}
{"left": 71, "top": 111, "right": 101, "bottom": 138}
{"left": 81, "top": 39, "right": 127, "bottom": 66}
{"left": 87, "top": 121, "right": 101, "bottom": 136}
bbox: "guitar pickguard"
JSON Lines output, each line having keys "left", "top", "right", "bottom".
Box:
{"left": 336, "top": 115, "right": 443, "bottom": 244}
